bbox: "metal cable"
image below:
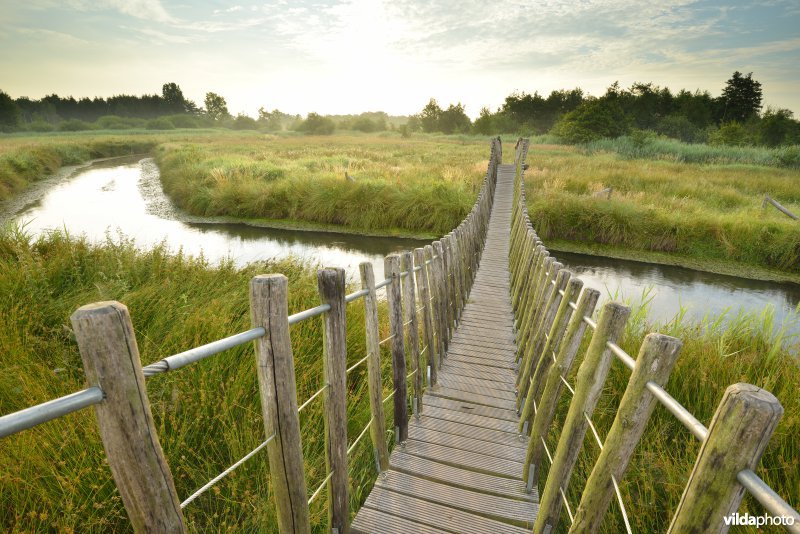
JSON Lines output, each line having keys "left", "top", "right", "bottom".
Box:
{"left": 308, "top": 471, "right": 334, "bottom": 505}
{"left": 298, "top": 384, "right": 329, "bottom": 413}
{"left": 180, "top": 434, "right": 275, "bottom": 508}
{"left": 347, "top": 417, "right": 374, "bottom": 456}
{"left": 346, "top": 354, "right": 371, "bottom": 375}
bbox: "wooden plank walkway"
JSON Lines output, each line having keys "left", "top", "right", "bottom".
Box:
{"left": 352, "top": 164, "right": 538, "bottom": 533}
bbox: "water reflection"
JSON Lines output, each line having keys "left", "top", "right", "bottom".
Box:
{"left": 555, "top": 251, "right": 800, "bottom": 337}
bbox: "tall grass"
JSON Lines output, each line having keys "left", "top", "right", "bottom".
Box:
{"left": 154, "top": 135, "right": 488, "bottom": 236}
{"left": 525, "top": 145, "right": 800, "bottom": 274}
{"left": 1, "top": 232, "right": 798, "bottom": 532}
{"left": 585, "top": 135, "right": 800, "bottom": 169}
{"left": 0, "top": 229, "right": 394, "bottom": 532}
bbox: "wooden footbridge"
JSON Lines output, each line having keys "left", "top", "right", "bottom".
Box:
{"left": 1, "top": 139, "right": 798, "bottom": 533}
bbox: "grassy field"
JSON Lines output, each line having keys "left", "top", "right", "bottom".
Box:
{"left": 524, "top": 143, "right": 800, "bottom": 278}
{"left": 153, "top": 133, "right": 487, "bottom": 237}
{"left": 0, "top": 231, "right": 797, "bottom": 532}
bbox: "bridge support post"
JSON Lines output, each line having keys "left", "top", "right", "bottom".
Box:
{"left": 359, "top": 263, "right": 390, "bottom": 472}
{"left": 668, "top": 384, "right": 783, "bottom": 533}
{"left": 523, "top": 287, "right": 600, "bottom": 481}
{"left": 384, "top": 255, "right": 408, "bottom": 442}
{"left": 570, "top": 333, "right": 683, "bottom": 532}
{"left": 400, "top": 253, "right": 422, "bottom": 418}
{"left": 414, "top": 248, "right": 438, "bottom": 385}
{"left": 250, "top": 275, "right": 311, "bottom": 534}
{"left": 71, "top": 301, "right": 187, "bottom": 534}
{"left": 317, "top": 268, "right": 349, "bottom": 534}
{"left": 533, "top": 301, "right": 630, "bottom": 534}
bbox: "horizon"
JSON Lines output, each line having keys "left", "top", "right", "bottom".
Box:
{"left": 1, "top": 1, "right": 799, "bottom": 120}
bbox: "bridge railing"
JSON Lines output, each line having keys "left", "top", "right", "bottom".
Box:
{"left": 510, "top": 138, "right": 800, "bottom": 533}
{"left": 0, "top": 139, "right": 502, "bottom": 532}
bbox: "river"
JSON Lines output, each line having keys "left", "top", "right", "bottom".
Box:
{"left": 3, "top": 156, "right": 798, "bottom": 339}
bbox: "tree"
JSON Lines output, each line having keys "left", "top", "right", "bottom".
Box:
{"left": 473, "top": 107, "right": 495, "bottom": 135}
{"left": 759, "top": 108, "right": 798, "bottom": 147}
{"left": 0, "top": 90, "right": 20, "bottom": 130}
{"left": 162, "top": 82, "right": 187, "bottom": 113}
{"left": 419, "top": 98, "right": 442, "bottom": 133}
{"left": 439, "top": 103, "right": 471, "bottom": 134}
{"left": 719, "top": 71, "right": 762, "bottom": 123}
{"left": 204, "top": 92, "right": 230, "bottom": 121}
{"left": 298, "top": 112, "right": 335, "bottom": 135}
{"left": 552, "top": 97, "right": 629, "bottom": 144}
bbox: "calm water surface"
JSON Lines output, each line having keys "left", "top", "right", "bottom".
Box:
{"left": 4, "top": 157, "right": 798, "bottom": 339}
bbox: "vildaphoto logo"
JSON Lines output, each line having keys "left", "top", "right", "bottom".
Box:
{"left": 723, "top": 513, "right": 796, "bottom": 527}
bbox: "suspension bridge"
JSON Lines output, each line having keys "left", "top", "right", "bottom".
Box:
{"left": 1, "top": 139, "right": 798, "bottom": 533}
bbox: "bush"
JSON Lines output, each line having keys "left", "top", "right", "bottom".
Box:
{"left": 58, "top": 119, "right": 93, "bottom": 132}
{"left": 164, "top": 114, "right": 199, "bottom": 128}
{"left": 298, "top": 113, "right": 335, "bottom": 135}
{"left": 231, "top": 114, "right": 259, "bottom": 130}
{"left": 146, "top": 117, "right": 175, "bottom": 130}
{"left": 708, "top": 121, "right": 752, "bottom": 146}
{"left": 655, "top": 114, "right": 705, "bottom": 143}
{"left": 95, "top": 115, "right": 146, "bottom": 130}
{"left": 26, "top": 120, "right": 55, "bottom": 132}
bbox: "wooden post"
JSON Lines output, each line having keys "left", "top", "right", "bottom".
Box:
{"left": 250, "top": 276, "right": 312, "bottom": 534}
{"left": 533, "top": 301, "right": 630, "bottom": 534}
{"left": 570, "top": 333, "right": 683, "bottom": 533}
{"left": 441, "top": 235, "right": 456, "bottom": 338}
{"left": 359, "top": 263, "right": 390, "bottom": 472}
{"left": 71, "top": 301, "right": 186, "bottom": 534}
{"left": 433, "top": 241, "right": 449, "bottom": 354}
{"left": 763, "top": 194, "right": 799, "bottom": 220}
{"left": 400, "top": 253, "right": 423, "bottom": 418}
{"left": 668, "top": 384, "right": 784, "bottom": 533}
{"left": 414, "top": 247, "right": 437, "bottom": 385}
{"left": 317, "top": 268, "right": 349, "bottom": 533}
{"left": 519, "top": 275, "right": 581, "bottom": 431}
{"left": 384, "top": 255, "right": 408, "bottom": 442}
{"left": 523, "top": 287, "right": 601, "bottom": 480}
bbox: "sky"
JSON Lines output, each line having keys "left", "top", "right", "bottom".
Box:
{"left": 1, "top": 0, "right": 798, "bottom": 119}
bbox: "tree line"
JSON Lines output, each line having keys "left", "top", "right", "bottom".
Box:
{"left": 1, "top": 72, "right": 797, "bottom": 146}
{"left": 410, "top": 72, "right": 799, "bottom": 147}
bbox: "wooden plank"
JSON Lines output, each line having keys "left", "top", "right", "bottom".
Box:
{"left": 413, "top": 404, "right": 517, "bottom": 434}
{"left": 436, "top": 374, "right": 517, "bottom": 399}
{"left": 422, "top": 394, "right": 517, "bottom": 422}
{"left": 446, "top": 352, "right": 516, "bottom": 370}
{"left": 408, "top": 425, "right": 525, "bottom": 462}
{"left": 375, "top": 470, "right": 536, "bottom": 526}
{"left": 402, "top": 439, "right": 523, "bottom": 478}
{"left": 430, "top": 386, "right": 517, "bottom": 411}
{"left": 352, "top": 506, "right": 449, "bottom": 534}
{"left": 410, "top": 413, "right": 527, "bottom": 449}
{"left": 448, "top": 343, "right": 515, "bottom": 361}
{"left": 440, "top": 361, "right": 517, "bottom": 386}
{"left": 363, "top": 486, "right": 531, "bottom": 534}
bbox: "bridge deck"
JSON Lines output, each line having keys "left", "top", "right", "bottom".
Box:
{"left": 352, "top": 164, "right": 537, "bottom": 533}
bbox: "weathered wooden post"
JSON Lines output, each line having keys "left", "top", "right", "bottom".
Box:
{"left": 71, "top": 301, "right": 186, "bottom": 533}
{"left": 400, "top": 252, "right": 423, "bottom": 418}
{"left": 668, "top": 384, "right": 784, "bottom": 533}
{"left": 432, "top": 241, "right": 449, "bottom": 353}
{"left": 317, "top": 267, "right": 349, "bottom": 533}
{"left": 384, "top": 255, "right": 408, "bottom": 442}
{"left": 570, "top": 333, "right": 683, "bottom": 532}
{"left": 359, "top": 262, "right": 390, "bottom": 472}
{"left": 523, "top": 287, "right": 601, "bottom": 481}
{"left": 533, "top": 301, "right": 630, "bottom": 533}
{"left": 250, "top": 275, "right": 312, "bottom": 534}
{"left": 414, "top": 247, "right": 437, "bottom": 385}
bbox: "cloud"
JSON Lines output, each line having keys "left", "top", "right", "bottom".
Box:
{"left": 15, "top": 27, "right": 90, "bottom": 45}
{"left": 213, "top": 6, "right": 243, "bottom": 15}
{"left": 126, "top": 27, "right": 195, "bottom": 45}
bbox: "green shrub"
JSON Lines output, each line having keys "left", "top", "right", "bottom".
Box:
{"left": 231, "top": 114, "right": 258, "bottom": 130}
{"left": 552, "top": 98, "right": 629, "bottom": 144}
{"left": 146, "top": 117, "right": 176, "bottom": 130}
{"left": 298, "top": 113, "right": 335, "bottom": 135}
{"left": 58, "top": 119, "right": 93, "bottom": 132}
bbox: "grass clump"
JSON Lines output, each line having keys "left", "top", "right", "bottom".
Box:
{"left": 155, "top": 134, "right": 488, "bottom": 236}
{"left": 525, "top": 145, "right": 800, "bottom": 274}
{"left": 0, "top": 137, "right": 158, "bottom": 200}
